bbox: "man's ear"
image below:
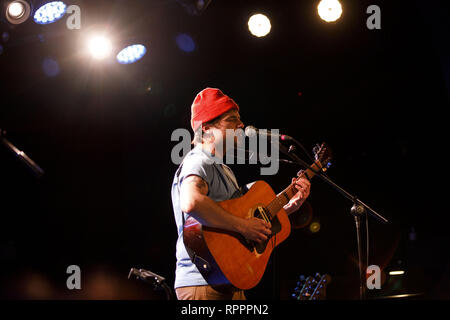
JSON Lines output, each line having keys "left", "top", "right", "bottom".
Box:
{"left": 201, "top": 125, "right": 213, "bottom": 140}
{"left": 202, "top": 124, "right": 213, "bottom": 134}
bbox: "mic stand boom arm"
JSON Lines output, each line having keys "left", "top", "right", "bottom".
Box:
{"left": 0, "top": 128, "right": 44, "bottom": 178}
{"left": 278, "top": 143, "right": 388, "bottom": 224}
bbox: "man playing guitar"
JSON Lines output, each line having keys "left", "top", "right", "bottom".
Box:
{"left": 171, "top": 88, "right": 311, "bottom": 300}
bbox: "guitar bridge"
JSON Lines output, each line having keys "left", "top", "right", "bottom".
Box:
{"left": 256, "top": 206, "right": 272, "bottom": 223}
{"left": 251, "top": 205, "right": 282, "bottom": 254}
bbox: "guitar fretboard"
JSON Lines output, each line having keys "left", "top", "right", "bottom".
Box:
{"left": 266, "top": 160, "right": 323, "bottom": 218}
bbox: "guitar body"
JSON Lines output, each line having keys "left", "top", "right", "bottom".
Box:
{"left": 183, "top": 180, "right": 291, "bottom": 290}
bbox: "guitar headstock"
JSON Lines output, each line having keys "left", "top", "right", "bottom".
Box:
{"left": 309, "top": 273, "right": 331, "bottom": 300}
{"left": 313, "top": 143, "right": 332, "bottom": 171}
{"left": 292, "top": 273, "right": 331, "bottom": 300}
{"left": 293, "top": 275, "right": 316, "bottom": 300}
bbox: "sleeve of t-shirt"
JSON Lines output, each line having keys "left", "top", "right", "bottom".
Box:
{"left": 178, "top": 154, "right": 214, "bottom": 191}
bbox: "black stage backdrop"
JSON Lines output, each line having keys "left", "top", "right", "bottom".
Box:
{"left": 0, "top": 0, "right": 448, "bottom": 300}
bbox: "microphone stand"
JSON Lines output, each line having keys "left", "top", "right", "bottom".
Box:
{"left": 0, "top": 128, "right": 44, "bottom": 178}
{"left": 351, "top": 203, "right": 367, "bottom": 300}
{"left": 128, "top": 268, "right": 174, "bottom": 300}
{"left": 278, "top": 142, "right": 388, "bottom": 300}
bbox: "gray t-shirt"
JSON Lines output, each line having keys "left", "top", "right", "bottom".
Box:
{"left": 171, "top": 145, "right": 242, "bottom": 289}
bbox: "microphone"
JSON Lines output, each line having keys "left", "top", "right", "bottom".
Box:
{"left": 244, "top": 126, "right": 293, "bottom": 141}
{"left": 245, "top": 125, "right": 316, "bottom": 164}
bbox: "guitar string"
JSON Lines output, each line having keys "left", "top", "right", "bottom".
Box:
{"left": 266, "top": 162, "right": 320, "bottom": 217}
{"left": 262, "top": 162, "right": 323, "bottom": 252}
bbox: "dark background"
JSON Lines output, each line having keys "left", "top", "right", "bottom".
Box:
{"left": 0, "top": 0, "right": 448, "bottom": 300}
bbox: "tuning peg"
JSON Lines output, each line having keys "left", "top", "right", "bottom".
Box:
{"left": 315, "top": 272, "right": 321, "bottom": 278}
{"left": 312, "top": 144, "right": 321, "bottom": 156}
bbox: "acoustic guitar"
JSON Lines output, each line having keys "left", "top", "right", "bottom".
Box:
{"left": 183, "top": 143, "right": 332, "bottom": 290}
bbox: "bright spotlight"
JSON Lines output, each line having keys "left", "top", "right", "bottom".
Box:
{"left": 5, "top": 0, "right": 31, "bottom": 24}
{"left": 8, "top": 2, "right": 24, "bottom": 17}
{"left": 88, "top": 36, "right": 112, "bottom": 60}
{"left": 116, "top": 44, "right": 147, "bottom": 64}
{"left": 389, "top": 270, "right": 405, "bottom": 276}
{"left": 248, "top": 13, "right": 271, "bottom": 38}
{"left": 317, "top": 0, "right": 343, "bottom": 23}
{"left": 33, "top": 1, "right": 67, "bottom": 25}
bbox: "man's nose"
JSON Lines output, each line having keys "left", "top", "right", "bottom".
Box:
{"left": 237, "top": 120, "right": 244, "bottom": 129}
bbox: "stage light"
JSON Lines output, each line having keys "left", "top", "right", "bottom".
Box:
{"left": 248, "top": 13, "right": 271, "bottom": 38}
{"left": 8, "top": 2, "right": 24, "bottom": 17}
{"left": 88, "top": 35, "right": 112, "bottom": 60}
{"left": 317, "top": 0, "right": 343, "bottom": 23}
{"left": 116, "top": 44, "right": 146, "bottom": 64}
{"left": 5, "top": 0, "right": 31, "bottom": 25}
{"left": 389, "top": 270, "right": 405, "bottom": 276}
{"left": 33, "top": 1, "right": 67, "bottom": 25}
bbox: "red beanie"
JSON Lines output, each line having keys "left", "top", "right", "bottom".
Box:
{"left": 190, "top": 88, "right": 239, "bottom": 132}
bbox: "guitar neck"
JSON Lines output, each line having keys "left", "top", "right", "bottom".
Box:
{"left": 267, "top": 160, "right": 323, "bottom": 217}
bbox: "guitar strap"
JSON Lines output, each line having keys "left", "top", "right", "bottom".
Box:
{"left": 175, "top": 155, "right": 241, "bottom": 227}
{"left": 221, "top": 164, "right": 240, "bottom": 191}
